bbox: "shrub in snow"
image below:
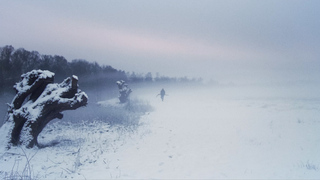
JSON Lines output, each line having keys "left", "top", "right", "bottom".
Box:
{"left": 116, "top": 80, "right": 132, "bottom": 103}
{"left": 3, "top": 70, "right": 88, "bottom": 148}
{"left": 97, "top": 98, "right": 153, "bottom": 127}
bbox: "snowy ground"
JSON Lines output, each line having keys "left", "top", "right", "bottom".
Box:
{"left": 1, "top": 84, "right": 320, "bottom": 179}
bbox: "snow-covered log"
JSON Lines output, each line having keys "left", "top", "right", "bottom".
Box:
{"left": 4, "top": 70, "right": 88, "bottom": 148}
{"left": 116, "top": 80, "right": 132, "bottom": 103}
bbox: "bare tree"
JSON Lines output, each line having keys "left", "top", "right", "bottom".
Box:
{"left": 4, "top": 70, "right": 88, "bottom": 148}
{"left": 116, "top": 80, "right": 132, "bottom": 103}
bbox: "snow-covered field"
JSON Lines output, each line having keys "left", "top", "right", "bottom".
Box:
{"left": 1, "top": 84, "right": 320, "bottom": 179}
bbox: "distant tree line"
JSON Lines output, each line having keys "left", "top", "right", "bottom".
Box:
{"left": 0, "top": 45, "right": 127, "bottom": 91}
{"left": 0, "top": 45, "right": 202, "bottom": 93}
{"left": 126, "top": 72, "right": 202, "bottom": 84}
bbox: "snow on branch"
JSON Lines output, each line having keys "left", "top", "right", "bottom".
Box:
{"left": 3, "top": 70, "right": 88, "bottom": 148}
{"left": 116, "top": 80, "right": 132, "bottom": 103}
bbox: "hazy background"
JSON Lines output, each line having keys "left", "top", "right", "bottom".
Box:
{"left": 1, "top": 0, "right": 319, "bottom": 84}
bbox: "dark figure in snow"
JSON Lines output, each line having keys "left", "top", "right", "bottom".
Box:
{"left": 160, "top": 88, "right": 166, "bottom": 101}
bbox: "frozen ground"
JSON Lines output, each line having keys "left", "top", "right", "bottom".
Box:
{"left": 0, "top": 84, "right": 320, "bottom": 179}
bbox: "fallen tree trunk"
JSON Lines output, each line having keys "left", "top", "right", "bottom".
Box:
{"left": 4, "top": 70, "right": 88, "bottom": 148}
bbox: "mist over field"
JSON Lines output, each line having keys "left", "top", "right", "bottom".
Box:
{"left": 1, "top": 0, "right": 320, "bottom": 179}
{"left": 1, "top": 79, "right": 320, "bottom": 179}
{"left": 0, "top": 44, "right": 319, "bottom": 179}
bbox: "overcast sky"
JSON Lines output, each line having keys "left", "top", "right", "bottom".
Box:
{"left": 1, "top": 0, "right": 319, "bottom": 84}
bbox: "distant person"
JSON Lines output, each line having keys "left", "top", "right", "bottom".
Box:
{"left": 160, "top": 88, "right": 165, "bottom": 101}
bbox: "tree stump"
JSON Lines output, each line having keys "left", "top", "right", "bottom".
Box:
{"left": 116, "top": 80, "right": 132, "bottom": 103}
{"left": 4, "top": 70, "right": 88, "bottom": 148}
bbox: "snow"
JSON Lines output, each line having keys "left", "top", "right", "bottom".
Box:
{"left": 14, "top": 70, "right": 54, "bottom": 93}
{"left": 72, "top": 75, "right": 78, "bottom": 81}
{"left": 0, "top": 85, "right": 320, "bottom": 179}
{"left": 4, "top": 71, "right": 88, "bottom": 149}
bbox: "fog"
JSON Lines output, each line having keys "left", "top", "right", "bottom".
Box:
{"left": 1, "top": 0, "right": 320, "bottom": 177}
{"left": 1, "top": 80, "right": 320, "bottom": 178}
{"left": 1, "top": 1, "right": 320, "bottom": 84}
{"left": 1, "top": 81, "right": 319, "bottom": 126}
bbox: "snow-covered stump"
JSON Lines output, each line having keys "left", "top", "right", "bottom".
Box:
{"left": 116, "top": 80, "right": 132, "bottom": 103}
{"left": 4, "top": 70, "right": 88, "bottom": 148}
